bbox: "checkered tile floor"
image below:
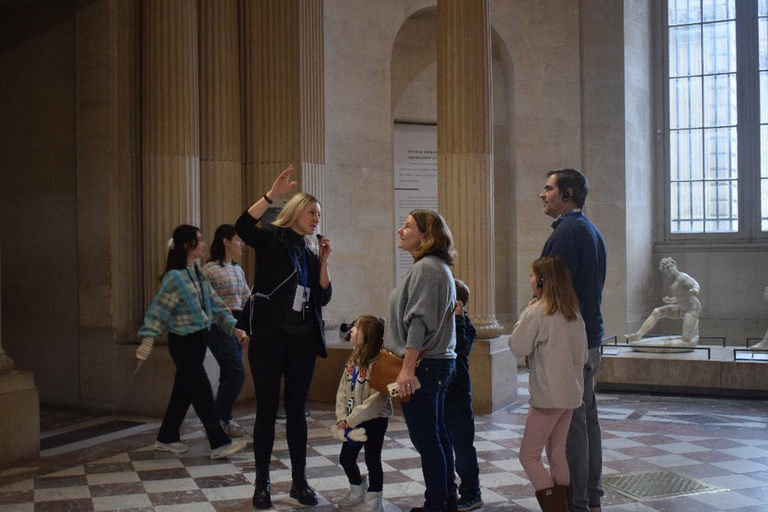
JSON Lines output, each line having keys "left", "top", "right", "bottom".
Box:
{"left": 1, "top": 372, "right": 767, "bottom": 511}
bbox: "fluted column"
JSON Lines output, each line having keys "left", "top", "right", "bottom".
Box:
{"left": 241, "top": 0, "right": 325, "bottom": 228}
{"left": 141, "top": 0, "right": 200, "bottom": 308}
{"left": 437, "top": 0, "right": 501, "bottom": 338}
{"left": 0, "top": 233, "right": 14, "bottom": 376}
{"left": 298, "top": 0, "right": 326, "bottom": 231}
{"left": 199, "top": 0, "right": 242, "bottom": 239}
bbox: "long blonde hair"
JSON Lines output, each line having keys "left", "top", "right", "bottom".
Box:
{"left": 531, "top": 255, "right": 580, "bottom": 321}
{"left": 272, "top": 192, "right": 320, "bottom": 253}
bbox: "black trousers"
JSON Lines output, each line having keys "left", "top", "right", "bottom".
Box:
{"left": 249, "top": 329, "right": 317, "bottom": 467}
{"left": 157, "top": 331, "right": 230, "bottom": 449}
{"left": 339, "top": 417, "right": 389, "bottom": 492}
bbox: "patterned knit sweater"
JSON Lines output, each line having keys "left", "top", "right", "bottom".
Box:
{"left": 203, "top": 261, "right": 250, "bottom": 311}
{"left": 335, "top": 358, "right": 393, "bottom": 428}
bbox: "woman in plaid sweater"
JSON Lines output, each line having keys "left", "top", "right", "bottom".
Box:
{"left": 136, "top": 224, "right": 248, "bottom": 461}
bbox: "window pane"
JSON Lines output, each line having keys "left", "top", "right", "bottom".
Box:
{"left": 704, "top": 180, "right": 738, "bottom": 232}
{"left": 762, "top": 126, "right": 768, "bottom": 230}
{"left": 761, "top": 72, "right": 768, "bottom": 123}
{"left": 703, "top": 21, "right": 736, "bottom": 74}
{"left": 671, "top": 130, "right": 704, "bottom": 180}
{"left": 670, "top": 77, "right": 703, "bottom": 128}
{"left": 760, "top": 18, "right": 768, "bottom": 70}
{"left": 762, "top": 125, "right": 768, "bottom": 179}
{"left": 761, "top": 0, "right": 768, "bottom": 18}
{"left": 670, "top": 25, "right": 703, "bottom": 77}
{"left": 762, "top": 178, "right": 768, "bottom": 230}
{"left": 704, "top": 127, "right": 737, "bottom": 179}
{"left": 704, "top": 74, "right": 737, "bottom": 127}
{"left": 670, "top": 0, "right": 702, "bottom": 25}
{"left": 702, "top": 0, "right": 735, "bottom": 22}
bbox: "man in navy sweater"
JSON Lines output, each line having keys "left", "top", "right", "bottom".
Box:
{"left": 540, "top": 168, "right": 607, "bottom": 512}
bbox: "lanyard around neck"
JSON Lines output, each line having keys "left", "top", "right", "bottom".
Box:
{"left": 185, "top": 267, "right": 206, "bottom": 313}
{"left": 294, "top": 245, "right": 308, "bottom": 289}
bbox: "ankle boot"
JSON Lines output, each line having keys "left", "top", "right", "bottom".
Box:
{"left": 535, "top": 485, "right": 569, "bottom": 512}
{"left": 353, "top": 490, "right": 384, "bottom": 512}
{"left": 338, "top": 476, "right": 367, "bottom": 510}
{"left": 563, "top": 485, "right": 574, "bottom": 511}
{"left": 290, "top": 465, "right": 318, "bottom": 506}
{"left": 252, "top": 464, "right": 272, "bottom": 509}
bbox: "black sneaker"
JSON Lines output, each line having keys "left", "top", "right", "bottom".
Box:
{"left": 456, "top": 496, "right": 483, "bottom": 512}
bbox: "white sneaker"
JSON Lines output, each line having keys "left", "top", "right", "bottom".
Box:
{"left": 338, "top": 476, "right": 367, "bottom": 509}
{"left": 210, "top": 439, "right": 247, "bottom": 460}
{"left": 222, "top": 420, "right": 246, "bottom": 438}
{"left": 154, "top": 441, "right": 188, "bottom": 454}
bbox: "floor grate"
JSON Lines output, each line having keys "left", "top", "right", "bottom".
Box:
{"left": 602, "top": 470, "right": 726, "bottom": 501}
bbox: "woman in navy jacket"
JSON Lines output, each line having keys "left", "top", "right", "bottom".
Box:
{"left": 235, "top": 166, "right": 333, "bottom": 509}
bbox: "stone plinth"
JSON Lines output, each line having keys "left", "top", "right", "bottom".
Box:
{"left": 113, "top": 344, "right": 255, "bottom": 417}
{"left": 0, "top": 371, "right": 39, "bottom": 464}
{"left": 469, "top": 336, "right": 517, "bottom": 414}
{"left": 596, "top": 346, "right": 768, "bottom": 398}
{"left": 310, "top": 335, "right": 517, "bottom": 415}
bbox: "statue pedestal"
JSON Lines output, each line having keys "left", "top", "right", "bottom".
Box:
{"left": 629, "top": 335, "right": 697, "bottom": 353}
{"left": 597, "top": 346, "right": 768, "bottom": 397}
{"left": 312, "top": 335, "right": 517, "bottom": 415}
{"left": 0, "top": 370, "right": 40, "bottom": 464}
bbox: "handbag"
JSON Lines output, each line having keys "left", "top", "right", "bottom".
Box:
{"left": 370, "top": 350, "right": 422, "bottom": 403}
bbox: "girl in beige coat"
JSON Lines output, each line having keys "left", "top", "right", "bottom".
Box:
{"left": 335, "top": 315, "right": 393, "bottom": 512}
{"left": 509, "top": 256, "right": 588, "bottom": 512}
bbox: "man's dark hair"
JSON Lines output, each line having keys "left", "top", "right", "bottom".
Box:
{"left": 547, "top": 168, "right": 589, "bottom": 208}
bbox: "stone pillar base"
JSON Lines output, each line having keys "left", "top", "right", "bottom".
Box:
{"left": 0, "top": 371, "right": 40, "bottom": 464}
{"left": 469, "top": 336, "right": 517, "bottom": 414}
{"left": 113, "top": 343, "right": 255, "bottom": 417}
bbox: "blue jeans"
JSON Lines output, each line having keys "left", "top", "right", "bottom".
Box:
{"left": 208, "top": 324, "right": 245, "bottom": 424}
{"left": 445, "top": 389, "right": 480, "bottom": 501}
{"left": 401, "top": 358, "right": 456, "bottom": 512}
{"left": 566, "top": 347, "right": 603, "bottom": 511}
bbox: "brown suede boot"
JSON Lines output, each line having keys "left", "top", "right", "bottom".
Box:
{"left": 535, "top": 485, "right": 569, "bottom": 512}
{"left": 562, "top": 485, "right": 573, "bottom": 511}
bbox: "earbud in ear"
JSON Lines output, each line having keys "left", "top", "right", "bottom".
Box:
{"left": 537, "top": 279, "right": 544, "bottom": 290}
{"left": 562, "top": 191, "right": 571, "bottom": 201}
{"left": 363, "top": 337, "right": 369, "bottom": 344}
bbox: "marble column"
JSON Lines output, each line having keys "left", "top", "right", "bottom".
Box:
{"left": 199, "top": 0, "right": 242, "bottom": 239}
{"left": 141, "top": 0, "right": 200, "bottom": 308}
{"left": 0, "top": 219, "right": 39, "bottom": 464}
{"left": 437, "top": 0, "right": 502, "bottom": 338}
{"left": 241, "top": 0, "right": 325, "bottom": 230}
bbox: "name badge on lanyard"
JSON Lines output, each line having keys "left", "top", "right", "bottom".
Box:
{"left": 346, "top": 365, "right": 359, "bottom": 414}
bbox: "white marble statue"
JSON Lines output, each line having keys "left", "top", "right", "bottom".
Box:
{"left": 750, "top": 287, "right": 768, "bottom": 350}
{"left": 627, "top": 257, "right": 701, "bottom": 352}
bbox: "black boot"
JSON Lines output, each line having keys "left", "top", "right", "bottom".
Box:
{"left": 252, "top": 464, "right": 272, "bottom": 509}
{"left": 290, "top": 465, "right": 318, "bottom": 506}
